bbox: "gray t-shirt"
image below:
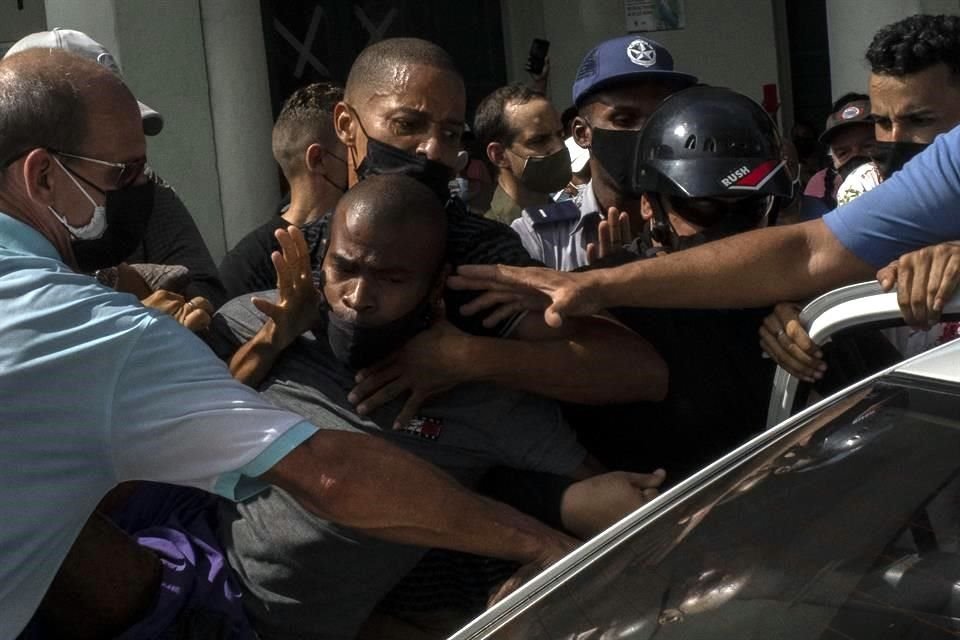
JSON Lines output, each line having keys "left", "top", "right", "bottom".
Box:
{"left": 209, "top": 293, "right": 585, "bottom": 639}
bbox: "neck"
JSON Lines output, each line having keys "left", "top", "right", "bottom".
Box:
{"left": 282, "top": 181, "right": 340, "bottom": 226}
{"left": 0, "top": 188, "right": 76, "bottom": 266}
{"left": 497, "top": 172, "right": 551, "bottom": 209}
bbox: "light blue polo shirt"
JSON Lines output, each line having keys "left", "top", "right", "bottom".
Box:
{"left": 0, "top": 213, "right": 317, "bottom": 639}
{"left": 824, "top": 123, "right": 960, "bottom": 267}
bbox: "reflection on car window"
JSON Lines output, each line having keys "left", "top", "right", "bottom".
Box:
{"left": 485, "top": 381, "right": 960, "bottom": 640}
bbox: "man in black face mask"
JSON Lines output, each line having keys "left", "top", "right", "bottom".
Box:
{"left": 473, "top": 83, "right": 571, "bottom": 225}
{"left": 211, "top": 174, "right": 665, "bottom": 638}
{"left": 510, "top": 35, "right": 696, "bottom": 271}
{"left": 331, "top": 37, "right": 666, "bottom": 439}
{"left": 6, "top": 28, "right": 227, "bottom": 308}
{"left": 566, "top": 87, "right": 794, "bottom": 480}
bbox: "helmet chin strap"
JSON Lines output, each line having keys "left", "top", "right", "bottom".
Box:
{"left": 648, "top": 193, "right": 681, "bottom": 251}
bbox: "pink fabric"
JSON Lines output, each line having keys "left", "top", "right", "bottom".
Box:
{"left": 803, "top": 168, "right": 828, "bottom": 198}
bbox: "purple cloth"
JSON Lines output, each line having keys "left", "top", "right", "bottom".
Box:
{"left": 110, "top": 483, "right": 254, "bottom": 640}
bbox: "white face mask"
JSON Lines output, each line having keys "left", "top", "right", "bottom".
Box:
{"left": 47, "top": 155, "right": 107, "bottom": 240}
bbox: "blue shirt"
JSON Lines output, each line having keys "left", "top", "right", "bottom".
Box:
{"left": 0, "top": 213, "right": 316, "bottom": 639}
{"left": 824, "top": 124, "right": 960, "bottom": 267}
{"left": 511, "top": 181, "right": 603, "bottom": 271}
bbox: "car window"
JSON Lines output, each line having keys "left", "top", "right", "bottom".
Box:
{"left": 479, "top": 379, "right": 960, "bottom": 639}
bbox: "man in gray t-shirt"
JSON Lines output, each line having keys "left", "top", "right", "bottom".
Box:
{"left": 212, "top": 292, "right": 585, "bottom": 638}
{"left": 209, "top": 175, "right": 660, "bottom": 639}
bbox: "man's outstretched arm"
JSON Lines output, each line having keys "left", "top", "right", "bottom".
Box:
{"left": 261, "top": 430, "right": 576, "bottom": 566}
{"left": 597, "top": 219, "right": 873, "bottom": 308}
{"left": 451, "top": 219, "right": 875, "bottom": 327}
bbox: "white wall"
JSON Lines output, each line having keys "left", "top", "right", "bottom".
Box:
{"left": 0, "top": 1, "right": 46, "bottom": 47}
{"left": 826, "top": 0, "right": 960, "bottom": 100}
{"left": 42, "top": 0, "right": 278, "bottom": 261}
{"left": 200, "top": 0, "right": 279, "bottom": 254}
{"left": 503, "top": 0, "right": 782, "bottom": 110}
{"left": 115, "top": 0, "right": 227, "bottom": 261}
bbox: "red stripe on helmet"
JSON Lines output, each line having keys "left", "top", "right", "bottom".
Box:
{"left": 735, "top": 160, "right": 779, "bottom": 187}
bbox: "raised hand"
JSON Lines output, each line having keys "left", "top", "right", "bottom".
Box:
{"left": 586, "top": 206, "right": 632, "bottom": 264}
{"left": 251, "top": 225, "right": 321, "bottom": 347}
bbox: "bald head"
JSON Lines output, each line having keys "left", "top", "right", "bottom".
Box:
{"left": 0, "top": 49, "right": 136, "bottom": 169}
{"left": 334, "top": 174, "right": 447, "bottom": 262}
{"left": 344, "top": 37, "right": 461, "bottom": 104}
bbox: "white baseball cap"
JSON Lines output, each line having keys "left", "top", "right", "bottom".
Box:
{"left": 5, "top": 28, "right": 164, "bottom": 136}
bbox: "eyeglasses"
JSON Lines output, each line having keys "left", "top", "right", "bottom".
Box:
{"left": 50, "top": 150, "right": 146, "bottom": 189}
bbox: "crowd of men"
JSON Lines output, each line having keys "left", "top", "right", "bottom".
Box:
{"left": 2, "top": 12, "right": 959, "bottom": 640}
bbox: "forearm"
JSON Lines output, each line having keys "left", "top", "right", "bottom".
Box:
{"left": 263, "top": 431, "right": 574, "bottom": 564}
{"left": 464, "top": 316, "right": 667, "bottom": 403}
{"left": 594, "top": 220, "right": 875, "bottom": 310}
{"left": 229, "top": 320, "right": 289, "bottom": 387}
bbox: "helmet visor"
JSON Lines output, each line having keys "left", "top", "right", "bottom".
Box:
{"left": 667, "top": 193, "right": 775, "bottom": 229}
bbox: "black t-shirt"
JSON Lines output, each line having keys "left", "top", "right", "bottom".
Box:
{"left": 567, "top": 238, "right": 778, "bottom": 479}
{"left": 567, "top": 304, "right": 776, "bottom": 481}
{"left": 218, "top": 216, "right": 328, "bottom": 303}
{"left": 443, "top": 197, "right": 541, "bottom": 336}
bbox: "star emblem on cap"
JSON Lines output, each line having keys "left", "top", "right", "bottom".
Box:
{"left": 627, "top": 39, "right": 657, "bottom": 67}
{"left": 840, "top": 105, "right": 862, "bottom": 120}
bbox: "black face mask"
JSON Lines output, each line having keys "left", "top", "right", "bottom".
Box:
{"left": 347, "top": 107, "right": 455, "bottom": 204}
{"left": 73, "top": 181, "right": 154, "bottom": 273}
{"left": 320, "top": 150, "right": 349, "bottom": 193}
{"left": 589, "top": 126, "right": 642, "bottom": 194}
{"left": 509, "top": 146, "right": 572, "bottom": 194}
{"left": 323, "top": 295, "right": 433, "bottom": 371}
{"left": 356, "top": 137, "right": 454, "bottom": 204}
{"left": 870, "top": 141, "right": 929, "bottom": 180}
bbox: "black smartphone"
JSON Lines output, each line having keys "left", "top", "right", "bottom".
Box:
{"left": 526, "top": 38, "right": 550, "bottom": 75}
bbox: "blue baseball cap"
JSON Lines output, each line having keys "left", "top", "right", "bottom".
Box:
{"left": 572, "top": 35, "right": 697, "bottom": 106}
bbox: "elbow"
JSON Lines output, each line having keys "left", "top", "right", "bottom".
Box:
{"left": 266, "top": 432, "right": 368, "bottom": 527}
{"left": 576, "top": 322, "right": 669, "bottom": 404}
{"left": 577, "top": 343, "right": 668, "bottom": 405}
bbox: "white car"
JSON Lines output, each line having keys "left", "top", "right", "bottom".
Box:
{"left": 450, "top": 283, "right": 960, "bottom": 640}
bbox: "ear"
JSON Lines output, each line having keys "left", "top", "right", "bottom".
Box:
{"left": 486, "top": 142, "right": 510, "bottom": 169}
{"left": 572, "top": 115, "right": 592, "bottom": 148}
{"left": 333, "top": 101, "right": 356, "bottom": 147}
{"left": 640, "top": 193, "right": 655, "bottom": 222}
{"left": 21, "top": 148, "right": 56, "bottom": 206}
{"left": 304, "top": 143, "right": 324, "bottom": 173}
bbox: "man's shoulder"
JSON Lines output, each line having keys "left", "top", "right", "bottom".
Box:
{"left": 519, "top": 200, "right": 581, "bottom": 227}
{"left": 217, "top": 291, "right": 273, "bottom": 328}
{"left": 0, "top": 266, "right": 159, "bottom": 371}
{"left": 227, "top": 218, "right": 287, "bottom": 257}
{"left": 445, "top": 198, "right": 539, "bottom": 267}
